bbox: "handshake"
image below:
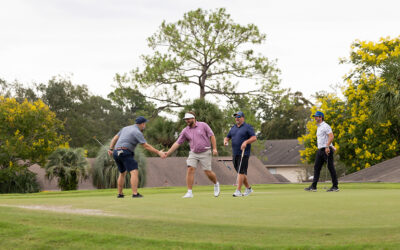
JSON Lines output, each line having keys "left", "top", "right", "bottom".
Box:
{"left": 157, "top": 150, "right": 168, "bottom": 159}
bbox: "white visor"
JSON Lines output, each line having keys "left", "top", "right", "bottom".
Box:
{"left": 183, "top": 113, "right": 195, "bottom": 120}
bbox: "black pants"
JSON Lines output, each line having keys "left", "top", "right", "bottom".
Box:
{"left": 311, "top": 147, "right": 338, "bottom": 188}
{"left": 232, "top": 155, "right": 249, "bottom": 175}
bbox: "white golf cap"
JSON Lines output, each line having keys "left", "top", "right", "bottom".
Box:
{"left": 183, "top": 113, "right": 195, "bottom": 120}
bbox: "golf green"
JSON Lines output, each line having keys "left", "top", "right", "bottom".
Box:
{"left": 1, "top": 183, "right": 400, "bottom": 249}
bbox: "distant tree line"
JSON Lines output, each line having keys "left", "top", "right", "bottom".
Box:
{"left": 0, "top": 77, "right": 311, "bottom": 154}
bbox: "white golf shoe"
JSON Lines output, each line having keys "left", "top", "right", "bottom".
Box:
{"left": 243, "top": 187, "right": 253, "bottom": 196}
{"left": 214, "top": 182, "right": 220, "bottom": 197}
{"left": 232, "top": 190, "right": 242, "bottom": 197}
{"left": 182, "top": 191, "right": 193, "bottom": 198}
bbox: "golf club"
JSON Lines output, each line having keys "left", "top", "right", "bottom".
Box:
{"left": 92, "top": 136, "right": 105, "bottom": 147}
{"left": 323, "top": 149, "right": 331, "bottom": 190}
{"left": 93, "top": 136, "right": 113, "bottom": 159}
{"left": 235, "top": 149, "right": 245, "bottom": 186}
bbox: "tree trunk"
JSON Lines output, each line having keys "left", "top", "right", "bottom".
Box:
{"left": 200, "top": 84, "right": 205, "bottom": 99}
{"left": 199, "top": 67, "right": 207, "bottom": 99}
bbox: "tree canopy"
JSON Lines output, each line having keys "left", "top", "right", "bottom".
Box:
{"left": 0, "top": 97, "right": 67, "bottom": 167}
{"left": 37, "top": 77, "right": 132, "bottom": 150}
{"left": 0, "top": 77, "right": 146, "bottom": 156}
{"left": 299, "top": 36, "right": 400, "bottom": 172}
{"left": 117, "top": 8, "right": 281, "bottom": 110}
{"left": 260, "top": 91, "right": 312, "bottom": 140}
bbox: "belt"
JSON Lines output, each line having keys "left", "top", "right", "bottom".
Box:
{"left": 115, "top": 147, "right": 130, "bottom": 150}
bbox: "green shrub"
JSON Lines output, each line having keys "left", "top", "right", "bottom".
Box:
{"left": 0, "top": 165, "right": 40, "bottom": 193}
{"left": 44, "top": 148, "right": 89, "bottom": 191}
{"left": 144, "top": 117, "right": 177, "bottom": 157}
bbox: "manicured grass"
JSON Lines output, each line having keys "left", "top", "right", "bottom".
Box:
{"left": 1, "top": 183, "right": 400, "bottom": 249}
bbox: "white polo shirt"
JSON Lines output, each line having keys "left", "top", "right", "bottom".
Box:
{"left": 316, "top": 121, "right": 333, "bottom": 149}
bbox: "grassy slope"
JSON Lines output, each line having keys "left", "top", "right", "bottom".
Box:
{"left": 1, "top": 183, "right": 400, "bottom": 249}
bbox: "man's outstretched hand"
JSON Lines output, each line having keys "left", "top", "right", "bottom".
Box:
{"left": 158, "top": 150, "right": 167, "bottom": 159}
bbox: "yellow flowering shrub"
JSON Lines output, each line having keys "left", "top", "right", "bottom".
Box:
{"left": 299, "top": 37, "right": 400, "bottom": 172}
{"left": 0, "top": 97, "right": 68, "bottom": 167}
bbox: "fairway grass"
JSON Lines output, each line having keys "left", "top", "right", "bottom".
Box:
{"left": 1, "top": 183, "right": 400, "bottom": 249}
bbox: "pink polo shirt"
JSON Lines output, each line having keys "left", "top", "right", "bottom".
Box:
{"left": 177, "top": 121, "right": 214, "bottom": 153}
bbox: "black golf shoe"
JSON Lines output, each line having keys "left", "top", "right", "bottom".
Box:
{"left": 304, "top": 186, "right": 317, "bottom": 192}
{"left": 132, "top": 193, "right": 143, "bottom": 198}
{"left": 117, "top": 194, "right": 125, "bottom": 198}
{"left": 327, "top": 187, "right": 340, "bottom": 192}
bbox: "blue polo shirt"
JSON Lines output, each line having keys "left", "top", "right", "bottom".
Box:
{"left": 227, "top": 122, "right": 256, "bottom": 156}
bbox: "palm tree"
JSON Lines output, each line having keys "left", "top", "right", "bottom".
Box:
{"left": 91, "top": 142, "right": 147, "bottom": 189}
{"left": 144, "top": 117, "right": 177, "bottom": 155}
{"left": 45, "top": 148, "right": 89, "bottom": 191}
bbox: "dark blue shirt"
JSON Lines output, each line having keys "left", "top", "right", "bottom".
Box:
{"left": 227, "top": 122, "right": 256, "bottom": 156}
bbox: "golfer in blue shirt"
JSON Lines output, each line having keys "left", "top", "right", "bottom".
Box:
{"left": 224, "top": 111, "right": 257, "bottom": 197}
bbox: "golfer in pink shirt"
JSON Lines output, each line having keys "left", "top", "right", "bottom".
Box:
{"left": 166, "top": 111, "right": 220, "bottom": 198}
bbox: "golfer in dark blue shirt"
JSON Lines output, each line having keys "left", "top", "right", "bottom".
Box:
{"left": 224, "top": 111, "right": 257, "bottom": 197}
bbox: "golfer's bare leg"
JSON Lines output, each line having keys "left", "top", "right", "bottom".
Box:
{"left": 237, "top": 174, "right": 245, "bottom": 191}
{"left": 118, "top": 171, "right": 127, "bottom": 194}
{"left": 243, "top": 175, "right": 250, "bottom": 189}
{"left": 204, "top": 170, "right": 217, "bottom": 184}
{"left": 186, "top": 166, "right": 196, "bottom": 190}
{"left": 130, "top": 169, "right": 139, "bottom": 195}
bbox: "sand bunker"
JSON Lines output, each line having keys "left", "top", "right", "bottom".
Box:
{"left": 0, "top": 204, "right": 114, "bottom": 216}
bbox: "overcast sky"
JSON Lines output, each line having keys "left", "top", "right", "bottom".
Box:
{"left": 1, "top": 0, "right": 399, "bottom": 100}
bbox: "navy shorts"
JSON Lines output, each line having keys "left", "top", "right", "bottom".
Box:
{"left": 233, "top": 155, "right": 249, "bottom": 175}
{"left": 113, "top": 149, "right": 138, "bottom": 173}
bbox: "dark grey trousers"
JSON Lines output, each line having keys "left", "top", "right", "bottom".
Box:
{"left": 312, "top": 147, "right": 338, "bottom": 188}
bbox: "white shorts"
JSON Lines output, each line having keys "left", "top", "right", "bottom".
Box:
{"left": 186, "top": 150, "right": 212, "bottom": 171}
